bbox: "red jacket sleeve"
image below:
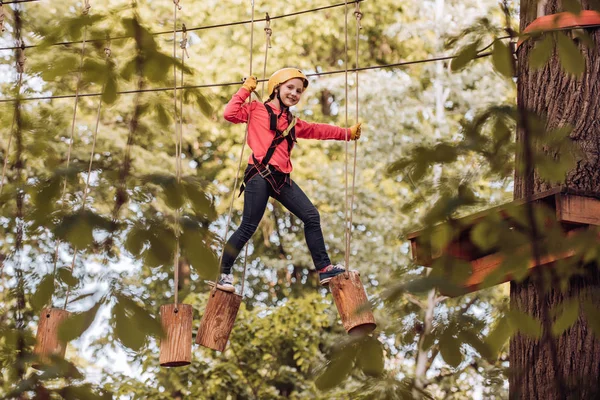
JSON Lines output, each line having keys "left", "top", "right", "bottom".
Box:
{"left": 295, "top": 118, "right": 351, "bottom": 141}
{"left": 223, "top": 88, "right": 255, "bottom": 123}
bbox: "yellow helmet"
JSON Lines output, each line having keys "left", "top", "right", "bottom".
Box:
{"left": 267, "top": 68, "right": 309, "bottom": 98}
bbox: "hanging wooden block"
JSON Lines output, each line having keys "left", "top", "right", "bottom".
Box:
{"left": 33, "top": 308, "right": 71, "bottom": 369}
{"left": 196, "top": 289, "right": 242, "bottom": 352}
{"left": 159, "top": 303, "right": 193, "bottom": 367}
{"left": 330, "top": 271, "right": 376, "bottom": 336}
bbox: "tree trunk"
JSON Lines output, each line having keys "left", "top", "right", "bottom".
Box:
{"left": 511, "top": 1, "right": 600, "bottom": 398}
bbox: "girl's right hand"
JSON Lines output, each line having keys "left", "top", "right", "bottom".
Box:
{"left": 242, "top": 76, "right": 257, "bottom": 93}
{"left": 349, "top": 122, "right": 362, "bottom": 140}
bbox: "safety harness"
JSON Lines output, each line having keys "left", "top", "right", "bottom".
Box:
{"left": 239, "top": 103, "right": 297, "bottom": 196}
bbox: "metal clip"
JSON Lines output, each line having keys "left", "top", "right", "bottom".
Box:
{"left": 173, "top": 0, "right": 182, "bottom": 11}
{"left": 264, "top": 13, "right": 272, "bottom": 49}
{"left": 354, "top": 3, "right": 363, "bottom": 30}
{"left": 258, "top": 165, "right": 272, "bottom": 178}
{"left": 180, "top": 23, "right": 189, "bottom": 58}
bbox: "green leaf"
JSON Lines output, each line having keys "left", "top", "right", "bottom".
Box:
{"left": 451, "top": 40, "right": 481, "bottom": 72}
{"left": 529, "top": 34, "right": 554, "bottom": 70}
{"left": 485, "top": 314, "right": 514, "bottom": 356}
{"left": 356, "top": 336, "right": 384, "bottom": 377}
{"left": 581, "top": 300, "right": 600, "bottom": 339}
{"left": 57, "top": 268, "right": 79, "bottom": 287}
{"left": 470, "top": 219, "right": 500, "bottom": 251}
{"left": 507, "top": 309, "right": 542, "bottom": 339}
{"left": 59, "top": 302, "right": 102, "bottom": 342}
{"left": 562, "top": 0, "right": 582, "bottom": 13}
{"left": 315, "top": 345, "right": 358, "bottom": 390}
{"left": 102, "top": 73, "right": 118, "bottom": 105}
{"left": 552, "top": 298, "right": 579, "bottom": 336}
{"left": 55, "top": 213, "right": 95, "bottom": 249}
{"left": 163, "top": 179, "right": 186, "bottom": 210}
{"left": 124, "top": 226, "right": 149, "bottom": 257}
{"left": 30, "top": 274, "right": 55, "bottom": 311}
{"left": 116, "top": 293, "right": 163, "bottom": 339}
{"left": 114, "top": 301, "right": 146, "bottom": 351}
{"left": 439, "top": 332, "right": 463, "bottom": 368}
{"left": 180, "top": 228, "right": 219, "bottom": 279}
{"left": 556, "top": 32, "right": 585, "bottom": 76}
{"left": 492, "top": 40, "right": 515, "bottom": 78}
{"left": 460, "top": 330, "right": 493, "bottom": 361}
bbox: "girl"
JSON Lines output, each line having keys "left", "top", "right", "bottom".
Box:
{"left": 217, "top": 67, "right": 361, "bottom": 292}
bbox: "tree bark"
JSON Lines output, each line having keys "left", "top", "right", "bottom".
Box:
{"left": 511, "top": 1, "right": 600, "bottom": 398}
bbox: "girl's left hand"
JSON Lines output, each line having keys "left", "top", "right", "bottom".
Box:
{"left": 350, "top": 122, "right": 362, "bottom": 140}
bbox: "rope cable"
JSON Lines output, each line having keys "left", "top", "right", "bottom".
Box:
{"left": 343, "top": 0, "right": 350, "bottom": 269}
{"left": 346, "top": 1, "right": 361, "bottom": 261}
{"left": 260, "top": 13, "right": 271, "bottom": 99}
{"left": 52, "top": 21, "right": 88, "bottom": 283}
{"left": 172, "top": 0, "right": 182, "bottom": 307}
{"left": 214, "top": 0, "right": 256, "bottom": 297}
{"left": 0, "top": 1, "right": 365, "bottom": 52}
{"left": 0, "top": 50, "right": 497, "bottom": 103}
{"left": 0, "top": 27, "right": 25, "bottom": 282}
{"left": 64, "top": 43, "right": 111, "bottom": 309}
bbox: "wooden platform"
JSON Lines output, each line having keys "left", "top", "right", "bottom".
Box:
{"left": 407, "top": 188, "right": 600, "bottom": 295}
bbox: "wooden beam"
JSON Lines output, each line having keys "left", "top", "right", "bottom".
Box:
{"left": 556, "top": 194, "right": 600, "bottom": 226}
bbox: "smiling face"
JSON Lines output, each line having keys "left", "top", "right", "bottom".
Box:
{"left": 276, "top": 78, "right": 305, "bottom": 107}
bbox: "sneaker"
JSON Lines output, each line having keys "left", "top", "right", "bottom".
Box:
{"left": 318, "top": 264, "right": 346, "bottom": 286}
{"left": 213, "top": 273, "right": 234, "bottom": 293}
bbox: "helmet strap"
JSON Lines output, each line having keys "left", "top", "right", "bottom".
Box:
{"left": 275, "top": 89, "right": 289, "bottom": 117}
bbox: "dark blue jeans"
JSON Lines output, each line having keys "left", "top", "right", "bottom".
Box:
{"left": 220, "top": 174, "right": 332, "bottom": 274}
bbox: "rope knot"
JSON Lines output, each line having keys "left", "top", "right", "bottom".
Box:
{"left": 173, "top": 0, "right": 182, "bottom": 11}
{"left": 354, "top": 3, "right": 363, "bottom": 29}
{"left": 264, "top": 13, "right": 272, "bottom": 49}
{"left": 82, "top": 0, "right": 91, "bottom": 15}
{"left": 180, "top": 24, "right": 189, "bottom": 58}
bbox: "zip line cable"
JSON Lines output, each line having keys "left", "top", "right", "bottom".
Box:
{"left": 0, "top": 0, "right": 365, "bottom": 52}
{"left": 1, "top": 0, "right": 41, "bottom": 4}
{"left": 213, "top": 0, "right": 256, "bottom": 296}
{"left": 0, "top": 51, "right": 496, "bottom": 103}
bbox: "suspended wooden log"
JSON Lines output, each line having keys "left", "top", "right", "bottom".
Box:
{"left": 196, "top": 289, "right": 242, "bottom": 352}
{"left": 159, "top": 303, "right": 193, "bottom": 367}
{"left": 330, "top": 271, "right": 376, "bottom": 336}
{"left": 33, "top": 308, "right": 71, "bottom": 369}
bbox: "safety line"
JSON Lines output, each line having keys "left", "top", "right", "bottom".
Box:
{"left": 2, "top": 0, "right": 41, "bottom": 4}
{"left": 0, "top": 51, "right": 495, "bottom": 103}
{"left": 0, "top": 0, "right": 365, "bottom": 51}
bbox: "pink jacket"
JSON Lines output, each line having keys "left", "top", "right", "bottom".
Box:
{"left": 224, "top": 88, "right": 351, "bottom": 173}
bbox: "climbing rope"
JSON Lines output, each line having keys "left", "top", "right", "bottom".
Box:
{"left": 172, "top": 0, "right": 184, "bottom": 306}
{"left": 64, "top": 43, "right": 111, "bottom": 308}
{"left": 0, "top": 42, "right": 22, "bottom": 196}
{"left": 343, "top": 0, "right": 350, "bottom": 269}
{"left": 260, "top": 13, "right": 272, "bottom": 99}
{"left": 214, "top": 0, "right": 256, "bottom": 297}
{"left": 0, "top": 33, "right": 25, "bottom": 196}
{"left": 51, "top": 4, "right": 89, "bottom": 279}
{"left": 347, "top": 1, "right": 362, "bottom": 258}
{"left": 0, "top": 21, "right": 25, "bottom": 282}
